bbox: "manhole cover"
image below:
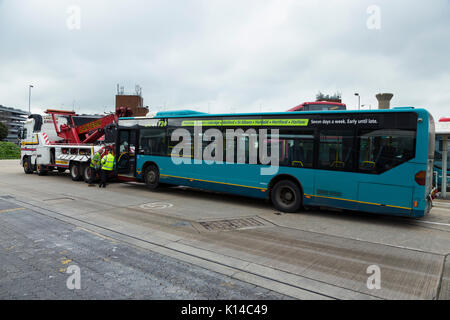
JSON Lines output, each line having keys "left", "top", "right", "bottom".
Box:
{"left": 198, "top": 217, "right": 267, "bottom": 231}
{"left": 140, "top": 202, "right": 173, "bottom": 210}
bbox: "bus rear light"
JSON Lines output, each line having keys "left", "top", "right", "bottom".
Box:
{"left": 414, "top": 171, "right": 426, "bottom": 185}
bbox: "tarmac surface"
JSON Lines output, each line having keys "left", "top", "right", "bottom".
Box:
{"left": 1, "top": 159, "right": 449, "bottom": 300}
{"left": 0, "top": 198, "right": 288, "bottom": 299}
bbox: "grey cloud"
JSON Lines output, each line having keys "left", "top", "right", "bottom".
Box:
{"left": 0, "top": 0, "right": 448, "bottom": 118}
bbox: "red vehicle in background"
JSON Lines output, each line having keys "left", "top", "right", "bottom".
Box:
{"left": 288, "top": 101, "right": 347, "bottom": 112}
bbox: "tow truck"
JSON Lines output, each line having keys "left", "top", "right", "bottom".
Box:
{"left": 19, "top": 107, "right": 132, "bottom": 182}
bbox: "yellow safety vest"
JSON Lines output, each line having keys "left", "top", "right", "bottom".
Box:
{"left": 90, "top": 152, "right": 101, "bottom": 168}
{"left": 101, "top": 154, "right": 115, "bottom": 171}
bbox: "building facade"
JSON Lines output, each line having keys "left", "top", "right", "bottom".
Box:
{"left": 115, "top": 94, "right": 149, "bottom": 117}
{"left": 0, "top": 105, "right": 28, "bottom": 143}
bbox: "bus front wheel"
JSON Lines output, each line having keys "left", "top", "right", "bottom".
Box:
{"left": 271, "top": 180, "right": 302, "bottom": 213}
{"left": 144, "top": 165, "right": 160, "bottom": 190}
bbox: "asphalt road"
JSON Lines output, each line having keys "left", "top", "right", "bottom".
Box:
{"left": 0, "top": 199, "right": 289, "bottom": 300}
{"left": 1, "top": 160, "right": 449, "bottom": 300}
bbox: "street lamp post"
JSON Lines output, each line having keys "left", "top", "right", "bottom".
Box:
{"left": 28, "top": 85, "right": 34, "bottom": 115}
{"left": 354, "top": 93, "right": 360, "bottom": 110}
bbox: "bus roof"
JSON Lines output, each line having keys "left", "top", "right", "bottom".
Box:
{"left": 118, "top": 107, "right": 429, "bottom": 121}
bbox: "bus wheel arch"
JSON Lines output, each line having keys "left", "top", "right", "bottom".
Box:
{"left": 142, "top": 162, "right": 160, "bottom": 190}
{"left": 268, "top": 174, "right": 304, "bottom": 213}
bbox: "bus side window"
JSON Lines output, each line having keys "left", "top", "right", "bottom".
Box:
{"left": 202, "top": 127, "right": 223, "bottom": 162}
{"left": 168, "top": 128, "right": 193, "bottom": 158}
{"left": 274, "top": 130, "right": 314, "bottom": 168}
{"left": 358, "top": 129, "right": 415, "bottom": 173}
{"left": 318, "top": 130, "right": 354, "bottom": 171}
{"left": 139, "top": 128, "right": 167, "bottom": 156}
{"left": 223, "top": 128, "right": 258, "bottom": 164}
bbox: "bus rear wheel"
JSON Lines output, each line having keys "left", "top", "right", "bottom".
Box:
{"left": 144, "top": 165, "right": 159, "bottom": 190}
{"left": 271, "top": 180, "right": 302, "bottom": 213}
{"left": 70, "top": 163, "right": 82, "bottom": 181}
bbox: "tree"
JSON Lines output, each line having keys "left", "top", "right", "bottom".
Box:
{"left": 316, "top": 91, "right": 342, "bottom": 103}
{"left": 0, "top": 122, "right": 8, "bottom": 141}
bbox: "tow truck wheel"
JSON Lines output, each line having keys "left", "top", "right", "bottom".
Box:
{"left": 70, "top": 163, "right": 82, "bottom": 181}
{"left": 36, "top": 164, "right": 48, "bottom": 176}
{"left": 144, "top": 165, "right": 159, "bottom": 190}
{"left": 23, "top": 157, "right": 33, "bottom": 174}
{"left": 82, "top": 165, "right": 93, "bottom": 183}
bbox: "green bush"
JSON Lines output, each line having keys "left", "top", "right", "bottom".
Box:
{"left": 0, "top": 141, "right": 21, "bottom": 159}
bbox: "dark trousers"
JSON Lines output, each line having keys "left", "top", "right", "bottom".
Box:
{"left": 88, "top": 167, "right": 97, "bottom": 184}
{"left": 100, "top": 169, "right": 109, "bottom": 187}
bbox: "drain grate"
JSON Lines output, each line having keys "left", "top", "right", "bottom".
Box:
{"left": 198, "top": 217, "right": 266, "bottom": 231}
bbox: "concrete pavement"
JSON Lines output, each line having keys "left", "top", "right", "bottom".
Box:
{"left": 1, "top": 159, "right": 449, "bottom": 299}
{"left": 0, "top": 198, "right": 289, "bottom": 299}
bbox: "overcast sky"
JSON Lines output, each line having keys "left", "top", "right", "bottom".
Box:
{"left": 0, "top": 0, "right": 449, "bottom": 119}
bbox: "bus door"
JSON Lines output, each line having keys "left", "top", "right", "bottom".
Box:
{"left": 117, "top": 129, "right": 137, "bottom": 178}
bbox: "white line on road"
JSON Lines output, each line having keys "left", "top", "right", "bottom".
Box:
{"left": 416, "top": 220, "right": 450, "bottom": 227}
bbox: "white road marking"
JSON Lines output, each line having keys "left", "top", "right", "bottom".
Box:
{"left": 139, "top": 202, "right": 173, "bottom": 210}
{"left": 416, "top": 220, "right": 450, "bottom": 227}
{"left": 433, "top": 203, "right": 450, "bottom": 208}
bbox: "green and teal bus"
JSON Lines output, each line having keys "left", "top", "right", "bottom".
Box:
{"left": 116, "top": 108, "right": 435, "bottom": 217}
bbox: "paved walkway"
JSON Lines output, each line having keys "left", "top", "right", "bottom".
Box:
{"left": 0, "top": 199, "right": 289, "bottom": 300}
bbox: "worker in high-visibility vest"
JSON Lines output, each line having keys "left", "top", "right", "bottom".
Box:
{"left": 88, "top": 148, "right": 104, "bottom": 186}
{"left": 99, "top": 150, "right": 115, "bottom": 188}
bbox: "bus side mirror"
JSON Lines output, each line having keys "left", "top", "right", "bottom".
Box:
{"left": 17, "top": 128, "right": 23, "bottom": 139}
